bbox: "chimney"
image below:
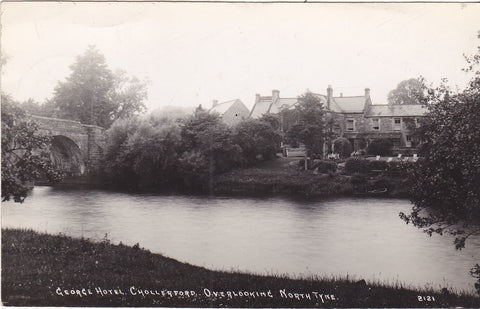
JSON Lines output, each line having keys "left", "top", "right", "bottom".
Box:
{"left": 272, "top": 89, "right": 280, "bottom": 102}
{"left": 255, "top": 94, "right": 260, "bottom": 104}
{"left": 364, "top": 87, "right": 372, "bottom": 114}
{"left": 212, "top": 100, "right": 218, "bottom": 107}
{"left": 327, "top": 85, "right": 333, "bottom": 110}
{"left": 340, "top": 93, "right": 343, "bottom": 98}
{"left": 364, "top": 88, "right": 371, "bottom": 99}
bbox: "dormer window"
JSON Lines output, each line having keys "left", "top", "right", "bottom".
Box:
{"left": 372, "top": 118, "right": 379, "bottom": 131}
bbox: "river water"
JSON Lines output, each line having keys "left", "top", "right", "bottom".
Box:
{"left": 2, "top": 186, "right": 479, "bottom": 293}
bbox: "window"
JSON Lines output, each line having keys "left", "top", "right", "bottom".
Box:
{"left": 394, "top": 118, "right": 401, "bottom": 131}
{"left": 372, "top": 118, "right": 379, "bottom": 130}
{"left": 406, "top": 135, "right": 412, "bottom": 147}
{"left": 346, "top": 119, "right": 355, "bottom": 131}
{"left": 415, "top": 117, "right": 421, "bottom": 128}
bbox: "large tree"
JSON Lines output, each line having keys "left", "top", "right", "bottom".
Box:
{"left": 178, "top": 112, "right": 242, "bottom": 192}
{"left": 234, "top": 118, "right": 282, "bottom": 164}
{"left": 1, "top": 94, "right": 62, "bottom": 202}
{"left": 388, "top": 77, "right": 426, "bottom": 105}
{"left": 400, "top": 42, "right": 480, "bottom": 294}
{"left": 287, "top": 91, "right": 325, "bottom": 158}
{"left": 52, "top": 46, "right": 147, "bottom": 128}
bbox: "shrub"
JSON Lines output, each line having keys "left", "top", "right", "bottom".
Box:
{"left": 345, "top": 157, "right": 370, "bottom": 174}
{"left": 367, "top": 138, "right": 394, "bottom": 156}
{"left": 312, "top": 160, "right": 337, "bottom": 173}
{"left": 386, "top": 161, "right": 416, "bottom": 176}
{"left": 369, "top": 160, "right": 388, "bottom": 171}
{"left": 350, "top": 174, "right": 367, "bottom": 185}
{"left": 333, "top": 137, "right": 353, "bottom": 158}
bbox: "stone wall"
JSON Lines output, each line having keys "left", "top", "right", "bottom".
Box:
{"left": 30, "top": 115, "right": 105, "bottom": 174}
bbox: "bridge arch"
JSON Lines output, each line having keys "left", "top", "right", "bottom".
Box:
{"left": 30, "top": 115, "right": 106, "bottom": 175}
{"left": 50, "top": 135, "right": 86, "bottom": 176}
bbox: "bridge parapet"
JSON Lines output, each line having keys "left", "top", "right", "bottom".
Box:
{"left": 30, "top": 115, "right": 106, "bottom": 174}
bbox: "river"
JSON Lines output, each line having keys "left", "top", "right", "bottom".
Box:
{"left": 2, "top": 186, "right": 479, "bottom": 293}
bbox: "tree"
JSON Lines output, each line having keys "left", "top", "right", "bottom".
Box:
{"left": 178, "top": 112, "right": 241, "bottom": 191}
{"left": 234, "top": 119, "right": 282, "bottom": 164}
{"left": 400, "top": 42, "right": 480, "bottom": 294}
{"left": 1, "top": 94, "right": 62, "bottom": 202}
{"left": 367, "top": 138, "right": 394, "bottom": 156}
{"left": 103, "top": 116, "right": 182, "bottom": 190}
{"left": 333, "top": 137, "right": 353, "bottom": 158}
{"left": 52, "top": 46, "right": 147, "bottom": 128}
{"left": 287, "top": 91, "right": 325, "bottom": 158}
{"left": 388, "top": 78, "right": 426, "bottom": 105}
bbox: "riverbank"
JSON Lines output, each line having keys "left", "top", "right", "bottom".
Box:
{"left": 2, "top": 228, "right": 478, "bottom": 307}
{"left": 213, "top": 157, "right": 411, "bottom": 198}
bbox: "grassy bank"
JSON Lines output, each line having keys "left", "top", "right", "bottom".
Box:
{"left": 214, "top": 157, "right": 410, "bottom": 198}
{"left": 2, "top": 228, "right": 478, "bottom": 307}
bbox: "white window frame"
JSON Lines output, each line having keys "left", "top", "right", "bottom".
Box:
{"left": 372, "top": 118, "right": 380, "bottom": 131}
{"left": 394, "top": 117, "right": 401, "bottom": 131}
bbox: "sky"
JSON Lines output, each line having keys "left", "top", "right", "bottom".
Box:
{"left": 1, "top": 2, "right": 480, "bottom": 112}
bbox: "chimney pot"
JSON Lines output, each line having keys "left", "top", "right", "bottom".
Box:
{"left": 213, "top": 100, "right": 218, "bottom": 107}
{"left": 365, "top": 88, "right": 371, "bottom": 97}
{"left": 327, "top": 85, "right": 333, "bottom": 110}
{"left": 340, "top": 93, "right": 343, "bottom": 97}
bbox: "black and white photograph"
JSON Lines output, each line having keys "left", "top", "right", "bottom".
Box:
{"left": 1, "top": 1, "right": 480, "bottom": 307}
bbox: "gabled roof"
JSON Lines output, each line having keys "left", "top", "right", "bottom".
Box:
{"left": 209, "top": 99, "right": 240, "bottom": 114}
{"left": 269, "top": 98, "right": 298, "bottom": 114}
{"left": 310, "top": 93, "right": 365, "bottom": 113}
{"left": 249, "top": 98, "right": 273, "bottom": 118}
{"left": 367, "top": 104, "right": 428, "bottom": 117}
{"left": 331, "top": 96, "right": 366, "bottom": 113}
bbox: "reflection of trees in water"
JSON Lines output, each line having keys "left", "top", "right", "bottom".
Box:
{"left": 50, "top": 136, "right": 85, "bottom": 176}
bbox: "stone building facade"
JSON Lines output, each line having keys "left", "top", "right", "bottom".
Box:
{"left": 250, "top": 86, "right": 428, "bottom": 153}
{"left": 209, "top": 99, "right": 250, "bottom": 126}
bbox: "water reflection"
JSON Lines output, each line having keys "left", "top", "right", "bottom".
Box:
{"left": 2, "top": 186, "right": 479, "bottom": 293}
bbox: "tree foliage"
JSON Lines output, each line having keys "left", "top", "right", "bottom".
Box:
{"left": 400, "top": 45, "right": 480, "bottom": 253}
{"left": 52, "top": 46, "right": 147, "bottom": 128}
{"left": 388, "top": 78, "right": 426, "bottom": 105}
{"left": 287, "top": 92, "right": 325, "bottom": 158}
{"left": 234, "top": 119, "right": 281, "bottom": 164}
{"left": 333, "top": 137, "right": 352, "bottom": 158}
{"left": 367, "top": 138, "right": 394, "bottom": 156}
{"left": 1, "top": 94, "right": 62, "bottom": 202}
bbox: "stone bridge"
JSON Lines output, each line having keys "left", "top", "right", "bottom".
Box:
{"left": 31, "top": 115, "right": 106, "bottom": 176}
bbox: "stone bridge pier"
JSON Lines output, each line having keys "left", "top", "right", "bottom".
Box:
{"left": 31, "top": 115, "right": 106, "bottom": 176}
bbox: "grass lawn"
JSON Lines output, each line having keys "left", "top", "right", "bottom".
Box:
{"left": 2, "top": 228, "right": 479, "bottom": 307}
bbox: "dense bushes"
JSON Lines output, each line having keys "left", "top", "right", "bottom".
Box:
{"left": 367, "top": 138, "right": 394, "bottom": 156}
{"left": 345, "top": 158, "right": 371, "bottom": 174}
{"left": 312, "top": 160, "right": 337, "bottom": 173}
{"left": 234, "top": 119, "right": 282, "bottom": 164}
{"left": 345, "top": 157, "right": 413, "bottom": 176}
{"left": 103, "top": 112, "right": 280, "bottom": 191}
{"left": 333, "top": 137, "right": 352, "bottom": 158}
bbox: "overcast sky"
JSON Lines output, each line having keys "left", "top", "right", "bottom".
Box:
{"left": 1, "top": 2, "right": 480, "bottom": 112}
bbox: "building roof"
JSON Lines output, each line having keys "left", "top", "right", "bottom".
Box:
{"left": 209, "top": 99, "right": 240, "bottom": 114}
{"left": 367, "top": 104, "right": 428, "bottom": 117}
{"left": 331, "top": 96, "right": 366, "bottom": 113}
{"left": 269, "top": 98, "right": 298, "bottom": 114}
{"left": 249, "top": 98, "right": 273, "bottom": 118}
